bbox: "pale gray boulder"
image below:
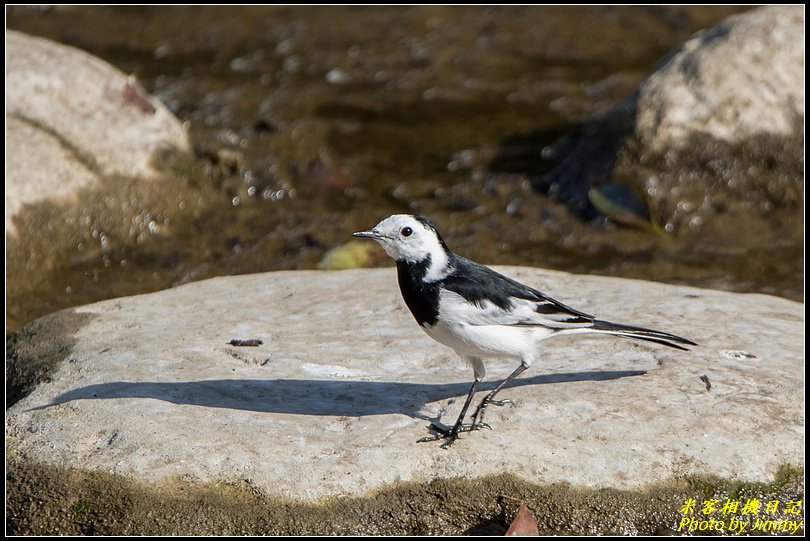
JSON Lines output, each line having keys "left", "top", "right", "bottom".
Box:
{"left": 6, "top": 268, "right": 803, "bottom": 501}
{"left": 540, "top": 6, "right": 804, "bottom": 234}
{"left": 5, "top": 30, "right": 190, "bottom": 233}
{"left": 5, "top": 30, "right": 195, "bottom": 330}
{"left": 635, "top": 5, "right": 804, "bottom": 153}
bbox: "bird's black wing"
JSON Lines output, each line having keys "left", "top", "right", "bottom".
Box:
{"left": 438, "top": 255, "right": 594, "bottom": 327}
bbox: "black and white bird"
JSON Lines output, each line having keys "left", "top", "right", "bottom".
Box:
{"left": 353, "top": 214, "right": 695, "bottom": 447}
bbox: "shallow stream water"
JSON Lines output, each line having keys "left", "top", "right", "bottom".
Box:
{"left": 8, "top": 6, "right": 801, "bottom": 331}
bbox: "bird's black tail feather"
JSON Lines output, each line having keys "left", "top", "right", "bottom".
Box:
{"left": 591, "top": 320, "right": 697, "bottom": 351}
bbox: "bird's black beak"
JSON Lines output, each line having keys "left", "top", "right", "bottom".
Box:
{"left": 352, "top": 229, "right": 383, "bottom": 239}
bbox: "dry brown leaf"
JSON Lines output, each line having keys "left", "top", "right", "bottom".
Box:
{"left": 504, "top": 503, "right": 539, "bottom": 536}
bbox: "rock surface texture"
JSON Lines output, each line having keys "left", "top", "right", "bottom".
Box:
{"left": 634, "top": 5, "right": 804, "bottom": 153}
{"left": 5, "top": 30, "right": 190, "bottom": 233}
{"left": 6, "top": 268, "right": 803, "bottom": 501}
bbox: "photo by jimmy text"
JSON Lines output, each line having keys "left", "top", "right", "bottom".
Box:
{"left": 677, "top": 498, "right": 803, "bottom": 535}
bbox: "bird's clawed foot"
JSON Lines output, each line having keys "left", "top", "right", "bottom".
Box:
{"left": 417, "top": 421, "right": 490, "bottom": 448}
{"left": 486, "top": 398, "right": 514, "bottom": 408}
{"left": 416, "top": 423, "right": 462, "bottom": 448}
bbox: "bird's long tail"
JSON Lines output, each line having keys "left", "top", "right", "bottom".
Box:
{"left": 589, "top": 320, "right": 697, "bottom": 351}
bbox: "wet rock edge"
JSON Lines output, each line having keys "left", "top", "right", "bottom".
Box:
{"left": 5, "top": 454, "right": 803, "bottom": 535}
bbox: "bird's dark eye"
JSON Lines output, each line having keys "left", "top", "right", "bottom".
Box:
{"left": 401, "top": 227, "right": 413, "bottom": 237}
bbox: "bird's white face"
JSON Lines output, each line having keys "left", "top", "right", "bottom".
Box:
{"left": 353, "top": 215, "right": 450, "bottom": 278}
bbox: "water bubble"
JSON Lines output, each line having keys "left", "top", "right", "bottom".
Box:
{"left": 221, "top": 130, "right": 241, "bottom": 147}
{"left": 677, "top": 201, "right": 693, "bottom": 212}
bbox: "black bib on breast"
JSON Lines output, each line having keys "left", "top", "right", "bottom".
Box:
{"left": 396, "top": 257, "right": 441, "bottom": 327}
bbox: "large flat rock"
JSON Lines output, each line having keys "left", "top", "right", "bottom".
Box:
{"left": 5, "top": 268, "right": 803, "bottom": 501}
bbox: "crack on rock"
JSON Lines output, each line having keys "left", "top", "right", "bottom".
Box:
{"left": 9, "top": 112, "right": 104, "bottom": 178}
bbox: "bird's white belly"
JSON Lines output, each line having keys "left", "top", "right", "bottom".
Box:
{"left": 422, "top": 320, "right": 550, "bottom": 359}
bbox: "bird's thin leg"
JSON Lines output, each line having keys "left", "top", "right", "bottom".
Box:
{"left": 418, "top": 377, "right": 481, "bottom": 447}
{"left": 471, "top": 363, "right": 528, "bottom": 430}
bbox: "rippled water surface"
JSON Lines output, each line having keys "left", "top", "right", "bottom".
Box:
{"left": 9, "top": 6, "right": 801, "bottom": 331}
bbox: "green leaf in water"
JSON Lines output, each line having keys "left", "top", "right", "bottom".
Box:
{"left": 588, "top": 184, "right": 653, "bottom": 230}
